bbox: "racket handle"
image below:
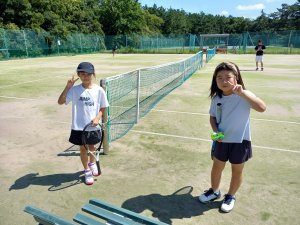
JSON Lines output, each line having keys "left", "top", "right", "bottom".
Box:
{"left": 96, "top": 161, "right": 102, "bottom": 175}
{"left": 216, "top": 104, "right": 222, "bottom": 124}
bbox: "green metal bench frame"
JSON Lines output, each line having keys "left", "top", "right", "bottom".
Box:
{"left": 24, "top": 198, "right": 169, "bottom": 225}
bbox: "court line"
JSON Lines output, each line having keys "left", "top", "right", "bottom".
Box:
{"left": 130, "top": 130, "right": 300, "bottom": 154}
{"left": 0, "top": 98, "right": 299, "bottom": 125}
{"left": 0, "top": 96, "right": 37, "bottom": 101}
{"left": 1, "top": 116, "right": 298, "bottom": 154}
{"left": 0, "top": 75, "right": 64, "bottom": 89}
{"left": 0, "top": 116, "right": 71, "bottom": 124}
{"left": 152, "top": 109, "right": 300, "bottom": 125}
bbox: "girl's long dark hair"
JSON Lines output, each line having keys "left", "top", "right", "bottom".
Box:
{"left": 209, "top": 62, "right": 246, "bottom": 98}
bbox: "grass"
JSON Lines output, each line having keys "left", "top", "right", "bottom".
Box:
{"left": 0, "top": 53, "right": 299, "bottom": 225}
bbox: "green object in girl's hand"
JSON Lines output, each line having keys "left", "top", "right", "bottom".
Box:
{"left": 211, "top": 132, "right": 224, "bottom": 141}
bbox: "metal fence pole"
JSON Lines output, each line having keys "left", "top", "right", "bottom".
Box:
{"left": 22, "top": 30, "right": 29, "bottom": 57}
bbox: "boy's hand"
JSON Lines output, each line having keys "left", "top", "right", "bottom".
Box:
{"left": 66, "top": 75, "right": 79, "bottom": 89}
{"left": 91, "top": 117, "right": 100, "bottom": 127}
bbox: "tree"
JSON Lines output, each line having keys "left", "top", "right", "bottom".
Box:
{"left": 142, "top": 10, "right": 163, "bottom": 34}
{"left": 0, "top": 0, "right": 104, "bottom": 37}
{"left": 162, "top": 8, "right": 191, "bottom": 35}
{"left": 99, "top": 0, "right": 146, "bottom": 35}
{"left": 251, "top": 10, "right": 270, "bottom": 32}
{"left": 269, "top": 1, "right": 300, "bottom": 30}
{"left": 0, "top": 0, "right": 32, "bottom": 28}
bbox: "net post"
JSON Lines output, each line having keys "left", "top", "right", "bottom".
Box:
{"left": 100, "top": 78, "right": 109, "bottom": 154}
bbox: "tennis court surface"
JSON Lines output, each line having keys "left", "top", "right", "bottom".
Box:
{"left": 0, "top": 53, "right": 299, "bottom": 225}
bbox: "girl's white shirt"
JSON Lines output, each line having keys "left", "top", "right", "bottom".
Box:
{"left": 66, "top": 84, "right": 109, "bottom": 130}
{"left": 209, "top": 94, "right": 252, "bottom": 143}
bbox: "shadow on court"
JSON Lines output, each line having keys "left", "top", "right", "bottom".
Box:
{"left": 122, "top": 186, "right": 221, "bottom": 224}
{"left": 9, "top": 171, "right": 83, "bottom": 192}
{"left": 57, "top": 144, "right": 80, "bottom": 157}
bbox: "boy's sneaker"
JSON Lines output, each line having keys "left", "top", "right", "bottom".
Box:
{"left": 199, "top": 188, "right": 221, "bottom": 203}
{"left": 88, "top": 162, "right": 99, "bottom": 176}
{"left": 256, "top": 68, "right": 258, "bottom": 71}
{"left": 220, "top": 194, "right": 236, "bottom": 213}
{"left": 84, "top": 169, "right": 94, "bottom": 185}
{"left": 261, "top": 68, "right": 264, "bottom": 71}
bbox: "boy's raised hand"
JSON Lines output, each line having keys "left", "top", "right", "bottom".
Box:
{"left": 66, "top": 75, "right": 79, "bottom": 89}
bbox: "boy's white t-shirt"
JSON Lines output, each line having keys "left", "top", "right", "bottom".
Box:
{"left": 65, "top": 84, "right": 109, "bottom": 130}
{"left": 209, "top": 94, "right": 252, "bottom": 143}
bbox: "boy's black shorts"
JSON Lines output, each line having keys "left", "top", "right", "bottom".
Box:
{"left": 214, "top": 140, "right": 252, "bottom": 164}
{"left": 69, "top": 129, "right": 101, "bottom": 146}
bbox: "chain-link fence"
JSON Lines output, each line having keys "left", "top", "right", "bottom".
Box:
{"left": 1, "top": 28, "right": 299, "bottom": 59}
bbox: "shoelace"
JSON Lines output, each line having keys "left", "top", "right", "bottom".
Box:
{"left": 205, "top": 188, "right": 217, "bottom": 197}
{"left": 223, "top": 194, "right": 234, "bottom": 204}
{"left": 85, "top": 170, "right": 92, "bottom": 177}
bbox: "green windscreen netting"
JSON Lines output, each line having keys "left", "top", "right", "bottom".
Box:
{"left": 105, "top": 51, "right": 204, "bottom": 143}
{"left": 0, "top": 28, "right": 105, "bottom": 58}
{"left": 1, "top": 28, "right": 300, "bottom": 59}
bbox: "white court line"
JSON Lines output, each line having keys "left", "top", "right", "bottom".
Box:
{"left": 0, "top": 75, "right": 64, "bottom": 89}
{"left": 0, "top": 98, "right": 299, "bottom": 125}
{"left": 1, "top": 116, "right": 298, "bottom": 154}
{"left": 153, "top": 109, "right": 300, "bottom": 125}
{"left": 0, "top": 96, "right": 299, "bottom": 125}
{"left": 0, "top": 96, "right": 37, "bottom": 101}
{"left": 0, "top": 116, "right": 71, "bottom": 125}
{"left": 130, "top": 130, "right": 300, "bottom": 154}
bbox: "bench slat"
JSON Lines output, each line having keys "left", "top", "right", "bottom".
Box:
{"left": 24, "top": 205, "right": 76, "bottom": 225}
{"left": 89, "top": 199, "right": 168, "bottom": 225}
{"left": 82, "top": 203, "right": 140, "bottom": 225}
{"left": 73, "top": 213, "right": 106, "bottom": 225}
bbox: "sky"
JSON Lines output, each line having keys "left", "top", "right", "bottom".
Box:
{"left": 139, "top": 0, "right": 296, "bottom": 19}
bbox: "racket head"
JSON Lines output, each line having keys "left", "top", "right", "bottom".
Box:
{"left": 82, "top": 122, "right": 104, "bottom": 175}
{"left": 82, "top": 122, "right": 103, "bottom": 152}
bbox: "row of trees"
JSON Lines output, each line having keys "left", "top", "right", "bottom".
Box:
{"left": 0, "top": 0, "right": 299, "bottom": 39}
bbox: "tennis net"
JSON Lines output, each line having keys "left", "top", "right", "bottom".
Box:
{"left": 103, "top": 51, "right": 204, "bottom": 143}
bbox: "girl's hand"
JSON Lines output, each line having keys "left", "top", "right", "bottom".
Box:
{"left": 227, "top": 81, "right": 244, "bottom": 95}
{"left": 66, "top": 75, "right": 79, "bottom": 89}
{"left": 228, "top": 81, "right": 266, "bottom": 112}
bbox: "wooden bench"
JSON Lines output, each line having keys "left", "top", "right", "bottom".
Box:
{"left": 216, "top": 47, "right": 227, "bottom": 54}
{"left": 24, "top": 198, "right": 169, "bottom": 225}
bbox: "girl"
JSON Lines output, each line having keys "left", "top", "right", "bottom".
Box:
{"left": 199, "top": 62, "right": 266, "bottom": 212}
{"left": 58, "top": 62, "right": 109, "bottom": 185}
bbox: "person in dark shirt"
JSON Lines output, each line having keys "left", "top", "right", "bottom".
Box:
{"left": 255, "top": 40, "right": 266, "bottom": 71}
{"left": 112, "top": 45, "right": 117, "bottom": 57}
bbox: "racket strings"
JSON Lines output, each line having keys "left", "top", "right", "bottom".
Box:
{"left": 82, "top": 123, "right": 104, "bottom": 157}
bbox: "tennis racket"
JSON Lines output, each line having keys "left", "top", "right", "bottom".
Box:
{"left": 82, "top": 122, "right": 104, "bottom": 175}
{"left": 211, "top": 103, "right": 222, "bottom": 160}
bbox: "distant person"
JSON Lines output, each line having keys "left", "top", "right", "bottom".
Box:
{"left": 58, "top": 62, "right": 109, "bottom": 185}
{"left": 199, "top": 62, "right": 266, "bottom": 213}
{"left": 112, "top": 45, "right": 118, "bottom": 57}
{"left": 255, "top": 40, "right": 266, "bottom": 71}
